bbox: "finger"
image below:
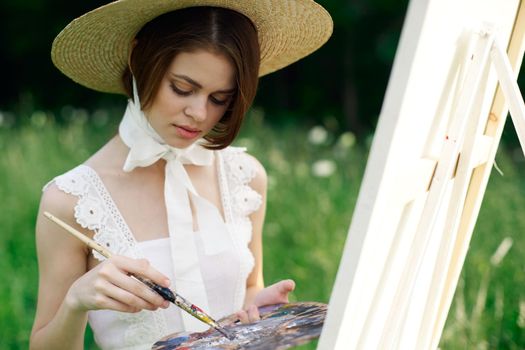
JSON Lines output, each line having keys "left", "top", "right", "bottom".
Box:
{"left": 92, "top": 279, "right": 151, "bottom": 312}
{"left": 118, "top": 274, "right": 167, "bottom": 309}
{"left": 253, "top": 279, "right": 296, "bottom": 307}
{"left": 93, "top": 293, "right": 141, "bottom": 313}
{"left": 110, "top": 256, "right": 171, "bottom": 306}
{"left": 236, "top": 310, "right": 250, "bottom": 324}
{"left": 98, "top": 263, "right": 166, "bottom": 309}
{"left": 279, "top": 279, "right": 296, "bottom": 296}
{"left": 247, "top": 304, "right": 260, "bottom": 322}
{"left": 272, "top": 279, "right": 295, "bottom": 302}
{"left": 113, "top": 256, "right": 171, "bottom": 288}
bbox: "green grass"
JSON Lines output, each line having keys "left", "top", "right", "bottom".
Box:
{"left": 1, "top": 107, "right": 524, "bottom": 349}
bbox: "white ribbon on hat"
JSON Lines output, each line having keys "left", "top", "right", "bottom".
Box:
{"left": 118, "top": 78, "right": 231, "bottom": 331}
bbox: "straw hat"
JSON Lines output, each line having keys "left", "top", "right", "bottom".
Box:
{"left": 51, "top": 0, "right": 333, "bottom": 94}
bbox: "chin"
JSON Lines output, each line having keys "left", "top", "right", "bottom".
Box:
{"left": 166, "top": 137, "right": 199, "bottom": 149}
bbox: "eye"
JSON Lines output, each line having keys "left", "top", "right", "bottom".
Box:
{"left": 210, "top": 95, "right": 230, "bottom": 106}
{"left": 170, "top": 82, "right": 192, "bottom": 96}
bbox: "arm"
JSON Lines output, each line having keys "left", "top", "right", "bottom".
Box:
{"left": 238, "top": 156, "right": 295, "bottom": 323}
{"left": 30, "top": 185, "right": 92, "bottom": 350}
{"left": 243, "top": 155, "right": 267, "bottom": 308}
{"left": 30, "top": 184, "right": 169, "bottom": 350}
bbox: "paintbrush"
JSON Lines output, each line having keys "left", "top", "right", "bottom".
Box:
{"left": 43, "top": 211, "right": 235, "bottom": 340}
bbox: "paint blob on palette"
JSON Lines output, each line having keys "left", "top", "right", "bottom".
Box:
{"left": 152, "top": 302, "right": 327, "bottom": 350}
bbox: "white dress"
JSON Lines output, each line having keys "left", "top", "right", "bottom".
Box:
{"left": 47, "top": 147, "right": 262, "bottom": 350}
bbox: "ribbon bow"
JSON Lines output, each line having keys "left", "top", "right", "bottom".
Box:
{"left": 118, "top": 79, "right": 231, "bottom": 331}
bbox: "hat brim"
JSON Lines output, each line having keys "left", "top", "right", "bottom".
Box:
{"left": 51, "top": 0, "right": 333, "bottom": 94}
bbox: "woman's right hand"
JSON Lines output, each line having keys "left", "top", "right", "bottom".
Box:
{"left": 31, "top": 190, "right": 173, "bottom": 350}
{"left": 66, "top": 255, "right": 171, "bottom": 314}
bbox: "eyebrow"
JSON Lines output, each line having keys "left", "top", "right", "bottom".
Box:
{"left": 171, "top": 74, "right": 236, "bottom": 94}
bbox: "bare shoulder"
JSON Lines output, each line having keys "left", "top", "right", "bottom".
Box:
{"left": 39, "top": 182, "right": 77, "bottom": 227}
{"left": 36, "top": 181, "right": 90, "bottom": 257}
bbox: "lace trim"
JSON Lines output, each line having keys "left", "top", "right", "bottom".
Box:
{"left": 54, "top": 166, "right": 136, "bottom": 260}
{"left": 83, "top": 166, "right": 141, "bottom": 260}
{"left": 52, "top": 165, "right": 168, "bottom": 345}
{"left": 217, "top": 151, "right": 233, "bottom": 224}
{"left": 50, "top": 148, "right": 261, "bottom": 347}
{"left": 220, "top": 147, "right": 263, "bottom": 223}
{"left": 217, "top": 147, "right": 260, "bottom": 308}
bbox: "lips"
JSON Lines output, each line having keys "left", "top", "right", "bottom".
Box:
{"left": 173, "top": 124, "right": 201, "bottom": 139}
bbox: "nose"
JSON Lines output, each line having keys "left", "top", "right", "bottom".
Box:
{"left": 184, "top": 95, "right": 207, "bottom": 122}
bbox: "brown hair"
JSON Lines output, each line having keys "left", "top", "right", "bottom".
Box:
{"left": 122, "top": 7, "right": 260, "bottom": 149}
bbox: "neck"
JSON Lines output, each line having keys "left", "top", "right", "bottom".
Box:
{"left": 112, "top": 135, "right": 167, "bottom": 173}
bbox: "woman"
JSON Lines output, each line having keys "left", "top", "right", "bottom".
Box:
{"left": 30, "top": 1, "right": 332, "bottom": 349}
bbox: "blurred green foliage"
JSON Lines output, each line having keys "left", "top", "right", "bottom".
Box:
{"left": 2, "top": 1, "right": 525, "bottom": 349}
{"left": 1, "top": 109, "right": 525, "bottom": 348}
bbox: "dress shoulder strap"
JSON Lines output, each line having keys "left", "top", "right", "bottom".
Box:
{"left": 217, "top": 146, "right": 263, "bottom": 227}
{"left": 45, "top": 164, "right": 169, "bottom": 345}
{"left": 47, "top": 165, "right": 140, "bottom": 261}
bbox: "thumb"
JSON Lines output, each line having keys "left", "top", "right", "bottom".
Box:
{"left": 276, "top": 279, "right": 296, "bottom": 296}
{"left": 254, "top": 279, "right": 296, "bottom": 307}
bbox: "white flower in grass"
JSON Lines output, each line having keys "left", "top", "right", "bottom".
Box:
{"left": 308, "top": 125, "right": 328, "bottom": 145}
{"left": 337, "top": 131, "right": 356, "bottom": 150}
{"left": 312, "top": 159, "right": 336, "bottom": 177}
{"left": 74, "top": 196, "right": 107, "bottom": 230}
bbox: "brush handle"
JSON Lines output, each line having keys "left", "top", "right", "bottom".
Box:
{"left": 131, "top": 275, "right": 176, "bottom": 302}
{"left": 44, "top": 211, "right": 177, "bottom": 301}
{"left": 42, "top": 211, "right": 231, "bottom": 337}
{"left": 43, "top": 212, "right": 114, "bottom": 258}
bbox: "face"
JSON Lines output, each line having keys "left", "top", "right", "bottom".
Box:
{"left": 144, "top": 49, "right": 236, "bottom": 148}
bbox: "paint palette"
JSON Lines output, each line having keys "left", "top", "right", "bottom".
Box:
{"left": 152, "top": 302, "right": 327, "bottom": 349}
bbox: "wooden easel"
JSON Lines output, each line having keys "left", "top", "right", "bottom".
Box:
{"left": 391, "top": 27, "right": 525, "bottom": 350}
{"left": 318, "top": 0, "right": 525, "bottom": 349}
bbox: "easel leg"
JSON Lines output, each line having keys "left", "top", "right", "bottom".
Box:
{"left": 491, "top": 38, "right": 525, "bottom": 156}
